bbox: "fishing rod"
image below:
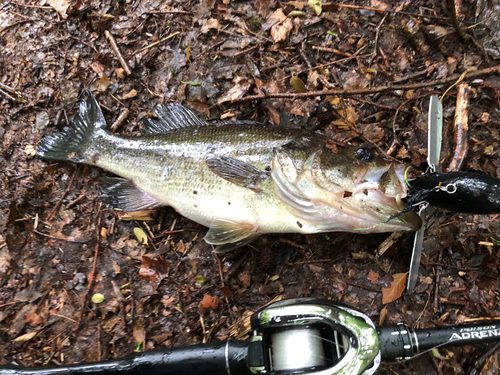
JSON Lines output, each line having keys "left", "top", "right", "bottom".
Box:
{"left": 2, "top": 298, "right": 500, "bottom": 375}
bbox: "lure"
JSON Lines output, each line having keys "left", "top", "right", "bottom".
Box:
{"left": 406, "top": 171, "right": 500, "bottom": 214}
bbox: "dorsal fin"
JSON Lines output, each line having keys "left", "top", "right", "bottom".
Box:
{"left": 141, "top": 103, "right": 207, "bottom": 135}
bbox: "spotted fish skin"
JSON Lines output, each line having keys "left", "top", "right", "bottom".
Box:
{"left": 37, "top": 90, "right": 421, "bottom": 252}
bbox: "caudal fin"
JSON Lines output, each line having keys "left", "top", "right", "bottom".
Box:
{"left": 36, "top": 90, "right": 107, "bottom": 163}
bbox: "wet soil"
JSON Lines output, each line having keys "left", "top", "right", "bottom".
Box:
{"left": 2, "top": 0, "right": 500, "bottom": 374}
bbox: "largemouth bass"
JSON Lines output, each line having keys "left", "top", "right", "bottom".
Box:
{"left": 37, "top": 90, "right": 421, "bottom": 252}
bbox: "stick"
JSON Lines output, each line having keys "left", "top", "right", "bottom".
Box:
{"left": 105, "top": 30, "right": 132, "bottom": 75}
{"left": 110, "top": 108, "right": 130, "bottom": 132}
{"left": 235, "top": 65, "right": 500, "bottom": 102}
{"left": 46, "top": 167, "right": 79, "bottom": 221}
{"left": 445, "top": 83, "right": 470, "bottom": 172}
{"left": 135, "top": 31, "right": 180, "bottom": 54}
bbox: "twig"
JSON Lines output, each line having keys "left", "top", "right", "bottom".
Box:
{"left": 143, "top": 10, "right": 192, "bottom": 15}
{"left": 236, "top": 65, "right": 500, "bottom": 102}
{"left": 326, "top": 3, "right": 449, "bottom": 20}
{"left": 66, "top": 193, "right": 85, "bottom": 209}
{"left": 446, "top": 0, "right": 466, "bottom": 41}
{"left": 110, "top": 108, "right": 129, "bottom": 132}
{"left": 31, "top": 229, "right": 89, "bottom": 243}
{"left": 312, "top": 46, "right": 352, "bottom": 57}
{"left": 105, "top": 30, "right": 132, "bottom": 75}
{"left": 368, "top": 13, "right": 388, "bottom": 66}
{"left": 214, "top": 251, "right": 225, "bottom": 287}
{"left": 224, "top": 252, "right": 251, "bottom": 282}
{"left": 75, "top": 204, "right": 102, "bottom": 329}
{"left": 300, "top": 48, "right": 335, "bottom": 89}
{"left": 69, "top": 36, "right": 98, "bottom": 53}
{"left": 234, "top": 44, "right": 258, "bottom": 57}
{"left": 135, "top": 31, "right": 181, "bottom": 54}
{"left": 46, "top": 167, "right": 79, "bottom": 221}
{"left": 445, "top": 83, "right": 470, "bottom": 172}
{"left": 433, "top": 252, "right": 443, "bottom": 313}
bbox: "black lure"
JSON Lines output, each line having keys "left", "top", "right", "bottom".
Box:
{"left": 406, "top": 172, "right": 500, "bottom": 214}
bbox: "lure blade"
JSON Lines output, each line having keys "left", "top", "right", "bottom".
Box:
{"left": 407, "top": 207, "right": 428, "bottom": 293}
{"left": 408, "top": 96, "right": 443, "bottom": 293}
{"left": 427, "top": 95, "right": 443, "bottom": 173}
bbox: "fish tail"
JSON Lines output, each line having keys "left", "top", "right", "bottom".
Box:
{"left": 36, "top": 90, "right": 107, "bottom": 163}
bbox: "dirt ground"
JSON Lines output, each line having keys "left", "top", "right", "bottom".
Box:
{"left": 2, "top": 0, "right": 500, "bottom": 374}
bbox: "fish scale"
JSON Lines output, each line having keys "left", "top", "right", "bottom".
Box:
{"left": 37, "top": 90, "right": 421, "bottom": 252}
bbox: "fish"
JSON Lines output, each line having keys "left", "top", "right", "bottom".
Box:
{"left": 37, "top": 90, "right": 421, "bottom": 252}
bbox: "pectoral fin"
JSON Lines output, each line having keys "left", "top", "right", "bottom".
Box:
{"left": 204, "top": 219, "right": 259, "bottom": 252}
{"left": 206, "top": 157, "right": 269, "bottom": 193}
{"left": 100, "top": 176, "right": 164, "bottom": 212}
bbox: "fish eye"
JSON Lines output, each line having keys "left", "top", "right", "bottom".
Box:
{"left": 356, "top": 148, "right": 372, "bottom": 161}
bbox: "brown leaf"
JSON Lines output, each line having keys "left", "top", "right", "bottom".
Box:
{"left": 201, "top": 294, "right": 219, "bottom": 310}
{"left": 219, "top": 286, "right": 234, "bottom": 299}
{"left": 360, "top": 123, "right": 385, "bottom": 143}
{"left": 46, "top": 0, "right": 71, "bottom": 19}
{"left": 24, "top": 312, "right": 42, "bottom": 326}
{"left": 271, "top": 18, "right": 293, "bottom": 43}
{"left": 379, "top": 306, "right": 388, "bottom": 325}
{"left": 139, "top": 256, "right": 171, "bottom": 291}
{"left": 122, "top": 89, "right": 137, "bottom": 100}
{"left": 382, "top": 273, "right": 408, "bottom": 304}
{"left": 217, "top": 81, "right": 252, "bottom": 104}
{"left": 266, "top": 105, "right": 280, "bottom": 125}
{"left": 133, "top": 324, "right": 146, "bottom": 345}
{"left": 13, "top": 331, "right": 38, "bottom": 342}
{"left": 367, "top": 269, "right": 379, "bottom": 284}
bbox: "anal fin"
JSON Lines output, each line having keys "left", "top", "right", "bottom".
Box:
{"left": 206, "top": 156, "right": 269, "bottom": 193}
{"left": 204, "top": 219, "right": 259, "bottom": 252}
{"left": 100, "top": 176, "right": 164, "bottom": 212}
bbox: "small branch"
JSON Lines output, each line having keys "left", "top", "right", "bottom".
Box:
{"left": 326, "top": 3, "right": 449, "bottom": 20}
{"left": 105, "top": 30, "right": 132, "bottom": 75}
{"left": 110, "top": 108, "right": 130, "bottom": 132}
{"left": 135, "top": 31, "right": 181, "bottom": 54}
{"left": 143, "top": 10, "right": 192, "bottom": 15}
{"left": 312, "top": 46, "right": 352, "bottom": 57}
{"left": 235, "top": 65, "right": 500, "bottom": 102}
{"left": 368, "top": 13, "right": 388, "bottom": 66}
{"left": 46, "top": 167, "right": 79, "bottom": 221}
{"left": 445, "top": 83, "right": 470, "bottom": 172}
{"left": 75, "top": 204, "right": 102, "bottom": 329}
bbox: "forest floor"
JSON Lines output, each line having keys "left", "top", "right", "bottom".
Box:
{"left": 2, "top": 0, "right": 500, "bottom": 373}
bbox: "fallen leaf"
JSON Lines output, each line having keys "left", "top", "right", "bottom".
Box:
{"left": 262, "top": 9, "right": 287, "bottom": 31}
{"left": 217, "top": 81, "right": 252, "bottom": 104}
{"left": 308, "top": 0, "right": 322, "bottom": 15}
{"left": 219, "top": 286, "right": 234, "bottom": 299}
{"left": 139, "top": 255, "right": 171, "bottom": 291}
{"left": 266, "top": 105, "right": 280, "bottom": 125}
{"left": 13, "top": 331, "right": 38, "bottom": 342}
{"left": 98, "top": 75, "right": 111, "bottom": 92}
{"left": 91, "top": 293, "right": 105, "bottom": 304}
{"left": 46, "top": 0, "right": 70, "bottom": 18}
{"left": 201, "top": 294, "right": 219, "bottom": 310}
{"left": 122, "top": 89, "right": 137, "bottom": 100}
{"left": 271, "top": 17, "right": 293, "bottom": 43}
{"left": 201, "top": 18, "right": 220, "bottom": 33}
{"left": 24, "top": 312, "right": 42, "bottom": 326}
{"left": 290, "top": 73, "right": 308, "bottom": 93}
{"left": 181, "top": 81, "right": 201, "bottom": 86}
{"left": 382, "top": 273, "right": 408, "bottom": 304}
{"left": 379, "top": 306, "right": 388, "bottom": 325}
{"left": 133, "top": 324, "right": 146, "bottom": 345}
{"left": 134, "top": 227, "right": 148, "bottom": 245}
{"left": 367, "top": 269, "right": 379, "bottom": 284}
